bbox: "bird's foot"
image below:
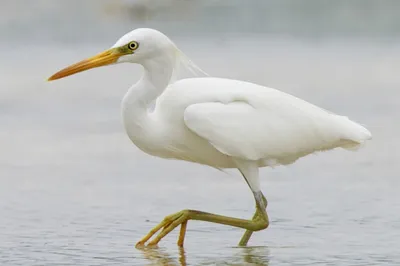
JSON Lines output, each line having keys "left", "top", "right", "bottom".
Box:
{"left": 136, "top": 210, "right": 190, "bottom": 248}
{"left": 135, "top": 207, "right": 269, "bottom": 248}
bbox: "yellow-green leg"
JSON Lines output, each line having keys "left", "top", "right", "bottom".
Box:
{"left": 135, "top": 201, "right": 269, "bottom": 247}
{"left": 135, "top": 160, "right": 270, "bottom": 248}
{"left": 238, "top": 193, "right": 268, "bottom": 246}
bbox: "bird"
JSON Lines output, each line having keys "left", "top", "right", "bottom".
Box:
{"left": 47, "top": 28, "right": 372, "bottom": 248}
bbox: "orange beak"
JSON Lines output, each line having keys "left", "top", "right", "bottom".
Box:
{"left": 48, "top": 48, "right": 122, "bottom": 81}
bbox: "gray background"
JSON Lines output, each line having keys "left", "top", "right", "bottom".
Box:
{"left": 1, "top": 1, "right": 399, "bottom": 265}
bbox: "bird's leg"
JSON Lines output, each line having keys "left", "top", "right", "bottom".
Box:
{"left": 135, "top": 160, "right": 269, "bottom": 248}
{"left": 235, "top": 159, "right": 269, "bottom": 246}
{"left": 177, "top": 220, "right": 187, "bottom": 247}
{"left": 135, "top": 207, "right": 269, "bottom": 247}
{"left": 238, "top": 193, "right": 268, "bottom": 246}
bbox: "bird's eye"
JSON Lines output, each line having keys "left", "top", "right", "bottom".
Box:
{"left": 128, "top": 41, "right": 139, "bottom": 51}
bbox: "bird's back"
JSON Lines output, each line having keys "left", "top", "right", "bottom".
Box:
{"left": 155, "top": 77, "right": 371, "bottom": 166}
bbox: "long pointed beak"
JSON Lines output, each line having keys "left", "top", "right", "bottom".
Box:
{"left": 48, "top": 48, "right": 122, "bottom": 81}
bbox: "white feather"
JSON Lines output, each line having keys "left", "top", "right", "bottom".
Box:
{"left": 49, "top": 28, "right": 373, "bottom": 246}
{"left": 163, "top": 77, "right": 371, "bottom": 166}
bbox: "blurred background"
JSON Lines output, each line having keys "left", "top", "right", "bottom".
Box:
{"left": 1, "top": 1, "right": 399, "bottom": 265}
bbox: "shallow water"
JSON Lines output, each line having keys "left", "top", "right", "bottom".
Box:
{"left": 1, "top": 1, "right": 400, "bottom": 265}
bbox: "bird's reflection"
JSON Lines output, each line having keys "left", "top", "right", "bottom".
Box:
{"left": 236, "top": 246, "right": 270, "bottom": 265}
{"left": 137, "top": 245, "right": 269, "bottom": 266}
{"left": 137, "top": 246, "right": 187, "bottom": 266}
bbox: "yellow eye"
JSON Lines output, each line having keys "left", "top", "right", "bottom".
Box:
{"left": 128, "top": 41, "right": 139, "bottom": 51}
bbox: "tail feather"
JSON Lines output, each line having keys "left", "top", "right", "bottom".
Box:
{"left": 335, "top": 115, "right": 372, "bottom": 150}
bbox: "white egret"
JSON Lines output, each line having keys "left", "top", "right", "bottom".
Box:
{"left": 48, "top": 28, "right": 372, "bottom": 247}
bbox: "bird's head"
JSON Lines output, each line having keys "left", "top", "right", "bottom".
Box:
{"left": 48, "top": 28, "right": 177, "bottom": 81}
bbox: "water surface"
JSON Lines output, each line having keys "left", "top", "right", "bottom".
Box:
{"left": 1, "top": 1, "right": 399, "bottom": 265}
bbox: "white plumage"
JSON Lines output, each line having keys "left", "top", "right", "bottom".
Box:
{"left": 123, "top": 75, "right": 371, "bottom": 169}
{"left": 48, "top": 28, "right": 372, "bottom": 247}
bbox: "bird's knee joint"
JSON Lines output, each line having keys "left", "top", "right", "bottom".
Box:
{"left": 180, "top": 209, "right": 192, "bottom": 217}
{"left": 260, "top": 220, "right": 269, "bottom": 230}
{"left": 253, "top": 219, "right": 269, "bottom": 231}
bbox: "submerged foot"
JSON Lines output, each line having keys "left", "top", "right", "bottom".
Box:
{"left": 136, "top": 210, "right": 190, "bottom": 248}
{"left": 135, "top": 208, "right": 269, "bottom": 248}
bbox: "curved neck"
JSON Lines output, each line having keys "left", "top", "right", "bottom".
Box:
{"left": 121, "top": 56, "right": 175, "bottom": 134}
{"left": 142, "top": 57, "right": 175, "bottom": 94}
{"left": 126, "top": 56, "right": 175, "bottom": 106}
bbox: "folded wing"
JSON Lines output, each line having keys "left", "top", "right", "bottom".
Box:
{"left": 184, "top": 96, "right": 371, "bottom": 165}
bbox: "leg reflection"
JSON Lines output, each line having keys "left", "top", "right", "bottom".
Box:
{"left": 137, "top": 246, "right": 187, "bottom": 266}
{"left": 137, "top": 245, "right": 269, "bottom": 266}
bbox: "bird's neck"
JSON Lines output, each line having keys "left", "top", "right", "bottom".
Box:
{"left": 121, "top": 56, "right": 175, "bottom": 136}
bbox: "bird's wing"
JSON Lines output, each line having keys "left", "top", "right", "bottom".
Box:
{"left": 183, "top": 98, "right": 370, "bottom": 163}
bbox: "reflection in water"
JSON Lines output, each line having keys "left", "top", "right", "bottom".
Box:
{"left": 138, "top": 246, "right": 270, "bottom": 266}
{"left": 238, "top": 246, "right": 270, "bottom": 266}
{"left": 138, "top": 247, "right": 187, "bottom": 266}
{"left": 2, "top": 2, "right": 398, "bottom": 266}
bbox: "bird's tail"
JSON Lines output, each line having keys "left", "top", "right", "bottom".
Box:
{"left": 335, "top": 116, "right": 372, "bottom": 151}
